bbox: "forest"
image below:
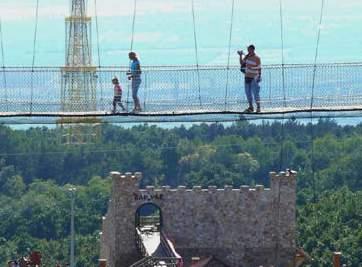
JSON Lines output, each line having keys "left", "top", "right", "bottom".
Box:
{"left": 0, "top": 120, "right": 361, "bottom": 266}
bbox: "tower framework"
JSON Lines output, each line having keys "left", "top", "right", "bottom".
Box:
{"left": 58, "top": 0, "right": 100, "bottom": 144}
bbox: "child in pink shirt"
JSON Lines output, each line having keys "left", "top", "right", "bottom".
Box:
{"left": 112, "top": 77, "right": 126, "bottom": 113}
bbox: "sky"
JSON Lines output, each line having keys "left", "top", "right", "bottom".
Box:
{"left": 0, "top": 0, "right": 362, "bottom": 66}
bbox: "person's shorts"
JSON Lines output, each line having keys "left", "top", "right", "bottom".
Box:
{"left": 113, "top": 96, "right": 122, "bottom": 102}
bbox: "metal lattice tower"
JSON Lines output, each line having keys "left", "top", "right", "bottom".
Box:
{"left": 58, "top": 0, "right": 100, "bottom": 145}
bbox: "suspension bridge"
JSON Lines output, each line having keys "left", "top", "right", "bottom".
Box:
{"left": 1, "top": 63, "right": 362, "bottom": 124}
{"left": 1, "top": 0, "right": 362, "bottom": 124}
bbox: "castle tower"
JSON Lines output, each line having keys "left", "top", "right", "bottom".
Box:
{"left": 58, "top": 0, "right": 99, "bottom": 145}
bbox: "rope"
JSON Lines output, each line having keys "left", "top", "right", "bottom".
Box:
{"left": 309, "top": 1, "right": 325, "bottom": 225}
{"left": 94, "top": 0, "right": 103, "bottom": 109}
{"left": 310, "top": 0, "right": 326, "bottom": 109}
{"left": 130, "top": 0, "right": 138, "bottom": 52}
{"left": 279, "top": 0, "right": 287, "bottom": 108}
{"left": 126, "top": 0, "right": 138, "bottom": 111}
{"left": 0, "top": 18, "right": 8, "bottom": 111}
{"left": 94, "top": 0, "right": 102, "bottom": 67}
{"left": 224, "top": 0, "right": 235, "bottom": 111}
{"left": 191, "top": 0, "right": 202, "bottom": 108}
{"left": 30, "top": 0, "right": 40, "bottom": 113}
{"left": 277, "top": 0, "right": 287, "bottom": 202}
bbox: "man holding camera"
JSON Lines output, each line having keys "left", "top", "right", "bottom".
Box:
{"left": 238, "top": 45, "right": 262, "bottom": 113}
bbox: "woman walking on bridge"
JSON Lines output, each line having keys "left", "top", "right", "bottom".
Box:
{"left": 128, "top": 52, "right": 142, "bottom": 112}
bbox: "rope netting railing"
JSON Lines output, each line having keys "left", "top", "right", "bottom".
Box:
{"left": 0, "top": 63, "right": 362, "bottom": 117}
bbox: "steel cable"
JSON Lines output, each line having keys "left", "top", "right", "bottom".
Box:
{"left": 30, "top": 0, "right": 40, "bottom": 113}
{"left": 127, "top": 0, "right": 138, "bottom": 111}
{"left": 94, "top": 0, "right": 104, "bottom": 109}
{"left": 310, "top": 0, "right": 326, "bottom": 241}
{"left": 191, "top": 0, "right": 202, "bottom": 108}
{"left": 310, "top": 0, "right": 326, "bottom": 109}
{"left": 279, "top": 0, "right": 287, "bottom": 108}
{"left": 224, "top": 0, "right": 235, "bottom": 111}
{"left": 130, "top": 0, "right": 137, "bottom": 52}
{"left": 94, "top": 0, "right": 102, "bottom": 68}
{"left": 0, "top": 18, "right": 8, "bottom": 111}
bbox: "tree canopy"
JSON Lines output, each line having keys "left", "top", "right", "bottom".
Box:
{"left": 0, "top": 120, "right": 361, "bottom": 266}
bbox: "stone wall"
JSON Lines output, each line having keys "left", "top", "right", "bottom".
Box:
{"left": 100, "top": 171, "right": 297, "bottom": 267}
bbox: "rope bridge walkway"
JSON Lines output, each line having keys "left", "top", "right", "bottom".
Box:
{"left": 1, "top": 63, "right": 362, "bottom": 123}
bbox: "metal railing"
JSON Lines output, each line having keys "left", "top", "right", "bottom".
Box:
{"left": 1, "top": 63, "right": 362, "bottom": 117}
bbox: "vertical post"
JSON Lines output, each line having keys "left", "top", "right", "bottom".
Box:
{"left": 333, "top": 252, "right": 342, "bottom": 267}
{"left": 68, "top": 187, "right": 77, "bottom": 267}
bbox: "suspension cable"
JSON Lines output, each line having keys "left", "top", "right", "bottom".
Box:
{"left": 127, "top": 0, "right": 138, "bottom": 111}
{"left": 32, "top": 0, "right": 39, "bottom": 69}
{"left": 310, "top": 0, "right": 326, "bottom": 109}
{"left": 279, "top": 0, "right": 287, "bottom": 108}
{"left": 224, "top": 0, "right": 235, "bottom": 110}
{"left": 130, "top": 0, "right": 137, "bottom": 52}
{"left": 94, "top": 0, "right": 103, "bottom": 109}
{"left": 191, "top": 0, "right": 202, "bottom": 108}
{"left": 0, "top": 18, "right": 8, "bottom": 111}
{"left": 94, "top": 0, "right": 102, "bottom": 67}
{"left": 309, "top": 0, "right": 325, "bottom": 216}
{"left": 30, "top": 0, "right": 40, "bottom": 113}
{"left": 278, "top": 0, "right": 288, "bottom": 184}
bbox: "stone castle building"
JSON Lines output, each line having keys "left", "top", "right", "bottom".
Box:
{"left": 100, "top": 171, "right": 297, "bottom": 267}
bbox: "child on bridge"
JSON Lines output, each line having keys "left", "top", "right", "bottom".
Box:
{"left": 112, "top": 77, "right": 126, "bottom": 113}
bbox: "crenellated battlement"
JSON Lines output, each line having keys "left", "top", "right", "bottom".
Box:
{"left": 111, "top": 170, "right": 294, "bottom": 195}
{"left": 136, "top": 185, "right": 271, "bottom": 194}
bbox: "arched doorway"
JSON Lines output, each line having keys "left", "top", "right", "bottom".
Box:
{"left": 135, "top": 203, "right": 162, "bottom": 231}
{"left": 135, "top": 203, "right": 162, "bottom": 256}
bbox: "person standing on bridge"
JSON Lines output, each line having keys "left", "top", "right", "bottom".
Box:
{"left": 112, "top": 76, "right": 126, "bottom": 113}
{"left": 239, "top": 45, "right": 262, "bottom": 113}
{"left": 128, "top": 52, "right": 142, "bottom": 112}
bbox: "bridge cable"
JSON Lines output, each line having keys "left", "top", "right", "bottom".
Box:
{"left": 30, "top": 0, "right": 40, "bottom": 114}
{"left": 0, "top": 18, "right": 8, "bottom": 111}
{"left": 94, "top": 0, "right": 102, "bottom": 68}
{"left": 127, "top": 0, "right": 138, "bottom": 111}
{"left": 279, "top": 0, "right": 287, "bottom": 108}
{"left": 224, "top": 0, "right": 235, "bottom": 111}
{"left": 94, "top": 0, "right": 103, "bottom": 108}
{"left": 191, "top": 0, "right": 202, "bottom": 108}
{"left": 310, "top": 0, "right": 326, "bottom": 109}
{"left": 130, "top": 0, "right": 137, "bottom": 52}
{"left": 310, "top": 0, "right": 325, "bottom": 238}
{"left": 277, "top": 6, "right": 288, "bottom": 263}
{"left": 277, "top": 10, "right": 287, "bottom": 261}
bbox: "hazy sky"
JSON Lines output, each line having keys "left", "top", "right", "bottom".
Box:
{"left": 0, "top": 0, "right": 361, "bottom": 65}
